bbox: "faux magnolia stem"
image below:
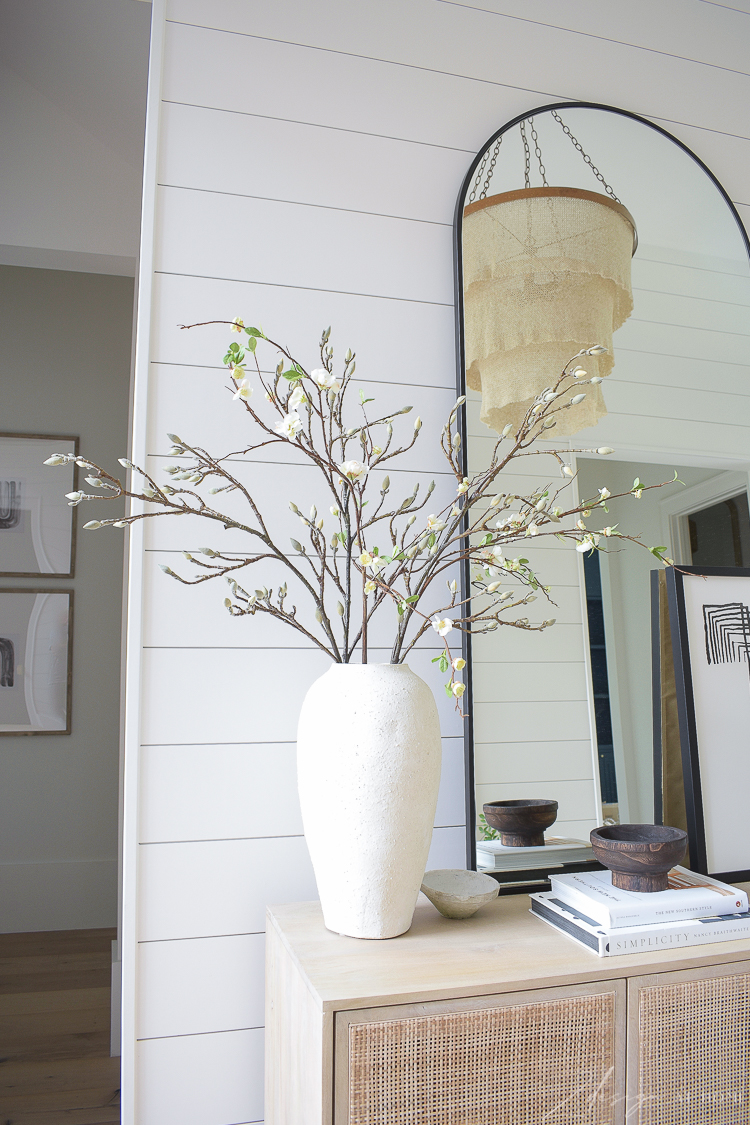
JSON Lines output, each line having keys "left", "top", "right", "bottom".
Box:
{"left": 47, "top": 322, "right": 677, "bottom": 705}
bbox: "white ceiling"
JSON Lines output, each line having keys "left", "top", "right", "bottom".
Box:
{"left": 0, "top": 0, "right": 151, "bottom": 271}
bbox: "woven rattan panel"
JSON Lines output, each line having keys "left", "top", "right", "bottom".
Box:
{"left": 637, "top": 972, "right": 750, "bottom": 1124}
{"left": 348, "top": 993, "right": 617, "bottom": 1125}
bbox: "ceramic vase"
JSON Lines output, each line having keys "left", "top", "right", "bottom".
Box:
{"left": 297, "top": 662, "right": 442, "bottom": 939}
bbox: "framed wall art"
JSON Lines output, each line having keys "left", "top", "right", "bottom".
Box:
{"left": 0, "top": 589, "right": 73, "bottom": 735}
{"left": 665, "top": 565, "right": 750, "bottom": 882}
{"left": 0, "top": 433, "right": 79, "bottom": 577}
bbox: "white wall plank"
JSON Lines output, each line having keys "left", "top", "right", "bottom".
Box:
{"left": 154, "top": 186, "right": 454, "bottom": 304}
{"left": 472, "top": 660, "right": 588, "bottom": 704}
{"left": 137, "top": 1027, "right": 263, "bottom": 1125}
{"left": 139, "top": 743, "right": 303, "bottom": 842}
{"left": 137, "top": 835, "right": 317, "bottom": 941}
{"left": 473, "top": 699, "right": 591, "bottom": 744}
{"left": 436, "top": 0, "right": 750, "bottom": 72}
{"left": 140, "top": 648, "right": 464, "bottom": 746}
{"left": 474, "top": 738, "right": 594, "bottom": 785}
{"left": 137, "top": 933, "right": 265, "bottom": 1038}
{"left": 158, "top": 101, "right": 466, "bottom": 225}
{"left": 150, "top": 271, "right": 457, "bottom": 385}
{"left": 140, "top": 736, "right": 464, "bottom": 843}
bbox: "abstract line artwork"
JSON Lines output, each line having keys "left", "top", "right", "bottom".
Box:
{"left": 703, "top": 602, "right": 750, "bottom": 671}
{"left": 0, "top": 636, "right": 14, "bottom": 687}
{"left": 0, "top": 481, "right": 21, "bottom": 530}
{"left": 0, "top": 435, "right": 77, "bottom": 576}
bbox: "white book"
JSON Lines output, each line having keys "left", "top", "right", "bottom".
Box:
{"left": 476, "top": 836, "right": 594, "bottom": 871}
{"left": 530, "top": 891, "right": 750, "bottom": 958}
{"left": 549, "top": 866, "right": 748, "bottom": 929}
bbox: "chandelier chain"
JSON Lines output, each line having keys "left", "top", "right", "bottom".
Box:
{"left": 468, "top": 136, "right": 504, "bottom": 202}
{"left": 480, "top": 137, "right": 503, "bottom": 198}
{"left": 520, "top": 120, "right": 531, "bottom": 189}
{"left": 551, "top": 110, "right": 621, "bottom": 203}
{"left": 529, "top": 118, "right": 548, "bottom": 187}
{"left": 468, "top": 149, "right": 490, "bottom": 204}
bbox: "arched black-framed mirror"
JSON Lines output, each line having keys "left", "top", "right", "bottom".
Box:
{"left": 455, "top": 102, "right": 750, "bottom": 884}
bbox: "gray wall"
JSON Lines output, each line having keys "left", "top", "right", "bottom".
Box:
{"left": 0, "top": 264, "right": 133, "bottom": 931}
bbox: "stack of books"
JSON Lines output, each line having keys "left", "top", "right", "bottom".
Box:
{"left": 477, "top": 836, "right": 594, "bottom": 871}
{"left": 530, "top": 866, "right": 750, "bottom": 957}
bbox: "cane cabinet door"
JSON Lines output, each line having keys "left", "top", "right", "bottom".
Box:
{"left": 627, "top": 958, "right": 750, "bottom": 1125}
{"left": 335, "top": 978, "right": 626, "bottom": 1125}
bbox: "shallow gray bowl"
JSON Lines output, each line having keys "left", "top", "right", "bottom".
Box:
{"left": 420, "top": 869, "right": 499, "bottom": 919}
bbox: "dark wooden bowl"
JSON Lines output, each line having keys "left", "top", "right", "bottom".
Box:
{"left": 590, "top": 824, "right": 687, "bottom": 892}
{"left": 483, "top": 799, "right": 558, "bottom": 847}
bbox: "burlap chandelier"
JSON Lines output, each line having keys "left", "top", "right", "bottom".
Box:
{"left": 462, "top": 115, "right": 637, "bottom": 437}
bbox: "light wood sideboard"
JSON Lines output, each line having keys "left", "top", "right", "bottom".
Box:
{"left": 266, "top": 885, "right": 750, "bottom": 1125}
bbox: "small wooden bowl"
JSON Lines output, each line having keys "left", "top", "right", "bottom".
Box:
{"left": 590, "top": 824, "right": 688, "bottom": 892}
{"left": 483, "top": 799, "right": 558, "bottom": 847}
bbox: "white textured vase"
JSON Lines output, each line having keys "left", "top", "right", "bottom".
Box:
{"left": 297, "top": 663, "right": 442, "bottom": 939}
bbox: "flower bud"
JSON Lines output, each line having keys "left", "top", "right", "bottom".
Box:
{"left": 43, "top": 454, "right": 68, "bottom": 466}
{"left": 562, "top": 465, "right": 574, "bottom": 477}
{"left": 118, "top": 458, "right": 136, "bottom": 470}
{"left": 586, "top": 345, "right": 607, "bottom": 355}
{"left": 414, "top": 416, "right": 422, "bottom": 431}
{"left": 590, "top": 376, "right": 603, "bottom": 384}
{"left": 315, "top": 608, "right": 323, "bottom": 624}
{"left": 336, "top": 601, "right": 344, "bottom": 616}
{"left": 501, "top": 423, "right": 514, "bottom": 437}
{"left": 571, "top": 366, "right": 587, "bottom": 378}
{"left": 570, "top": 393, "right": 586, "bottom": 405}
{"left": 597, "top": 447, "right": 615, "bottom": 455}
{"left": 83, "top": 520, "right": 102, "bottom": 529}
{"left": 486, "top": 581, "right": 502, "bottom": 593}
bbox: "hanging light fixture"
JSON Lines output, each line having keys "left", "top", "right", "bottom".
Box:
{"left": 462, "top": 112, "right": 637, "bottom": 436}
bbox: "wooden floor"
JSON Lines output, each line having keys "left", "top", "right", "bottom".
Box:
{"left": 0, "top": 928, "right": 120, "bottom": 1125}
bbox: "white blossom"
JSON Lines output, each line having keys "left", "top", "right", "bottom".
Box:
{"left": 287, "top": 385, "right": 307, "bottom": 410}
{"left": 599, "top": 487, "right": 611, "bottom": 500}
{"left": 275, "top": 412, "right": 303, "bottom": 439}
{"left": 233, "top": 379, "right": 253, "bottom": 401}
{"left": 425, "top": 514, "right": 446, "bottom": 532}
{"left": 452, "top": 657, "right": 466, "bottom": 671}
{"left": 311, "top": 368, "right": 341, "bottom": 393}
{"left": 231, "top": 316, "right": 244, "bottom": 333}
{"left": 456, "top": 478, "right": 469, "bottom": 494}
{"left": 431, "top": 616, "right": 454, "bottom": 637}
{"left": 338, "top": 460, "right": 367, "bottom": 482}
{"left": 452, "top": 682, "right": 465, "bottom": 698}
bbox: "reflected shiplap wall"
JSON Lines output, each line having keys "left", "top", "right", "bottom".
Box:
{"left": 128, "top": 3, "right": 750, "bottom": 1122}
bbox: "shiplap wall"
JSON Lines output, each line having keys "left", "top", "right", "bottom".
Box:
{"left": 126, "top": 3, "right": 750, "bottom": 1122}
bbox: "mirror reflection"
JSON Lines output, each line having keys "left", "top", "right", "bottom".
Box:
{"left": 459, "top": 105, "right": 750, "bottom": 882}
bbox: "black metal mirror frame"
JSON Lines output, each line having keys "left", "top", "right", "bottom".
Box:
{"left": 454, "top": 100, "right": 750, "bottom": 875}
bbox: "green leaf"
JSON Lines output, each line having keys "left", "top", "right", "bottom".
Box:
{"left": 431, "top": 655, "right": 442, "bottom": 664}
{"left": 281, "top": 368, "right": 303, "bottom": 381}
{"left": 244, "top": 326, "right": 264, "bottom": 337}
{"left": 427, "top": 532, "right": 436, "bottom": 549}
{"left": 445, "top": 683, "right": 453, "bottom": 698}
{"left": 480, "top": 533, "right": 492, "bottom": 546}
{"left": 228, "top": 342, "right": 240, "bottom": 354}
{"left": 246, "top": 337, "right": 257, "bottom": 353}
{"left": 404, "top": 594, "right": 419, "bottom": 604}
{"left": 438, "top": 654, "right": 449, "bottom": 673}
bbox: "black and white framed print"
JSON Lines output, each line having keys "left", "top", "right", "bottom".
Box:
{"left": 0, "top": 589, "right": 73, "bottom": 734}
{"left": 666, "top": 565, "right": 750, "bottom": 881}
{"left": 0, "top": 433, "right": 79, "bottom": 577}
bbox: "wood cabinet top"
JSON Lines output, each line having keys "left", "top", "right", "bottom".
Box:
{"left": 267, "top": 884, "right": 750, "bottom": 1012}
